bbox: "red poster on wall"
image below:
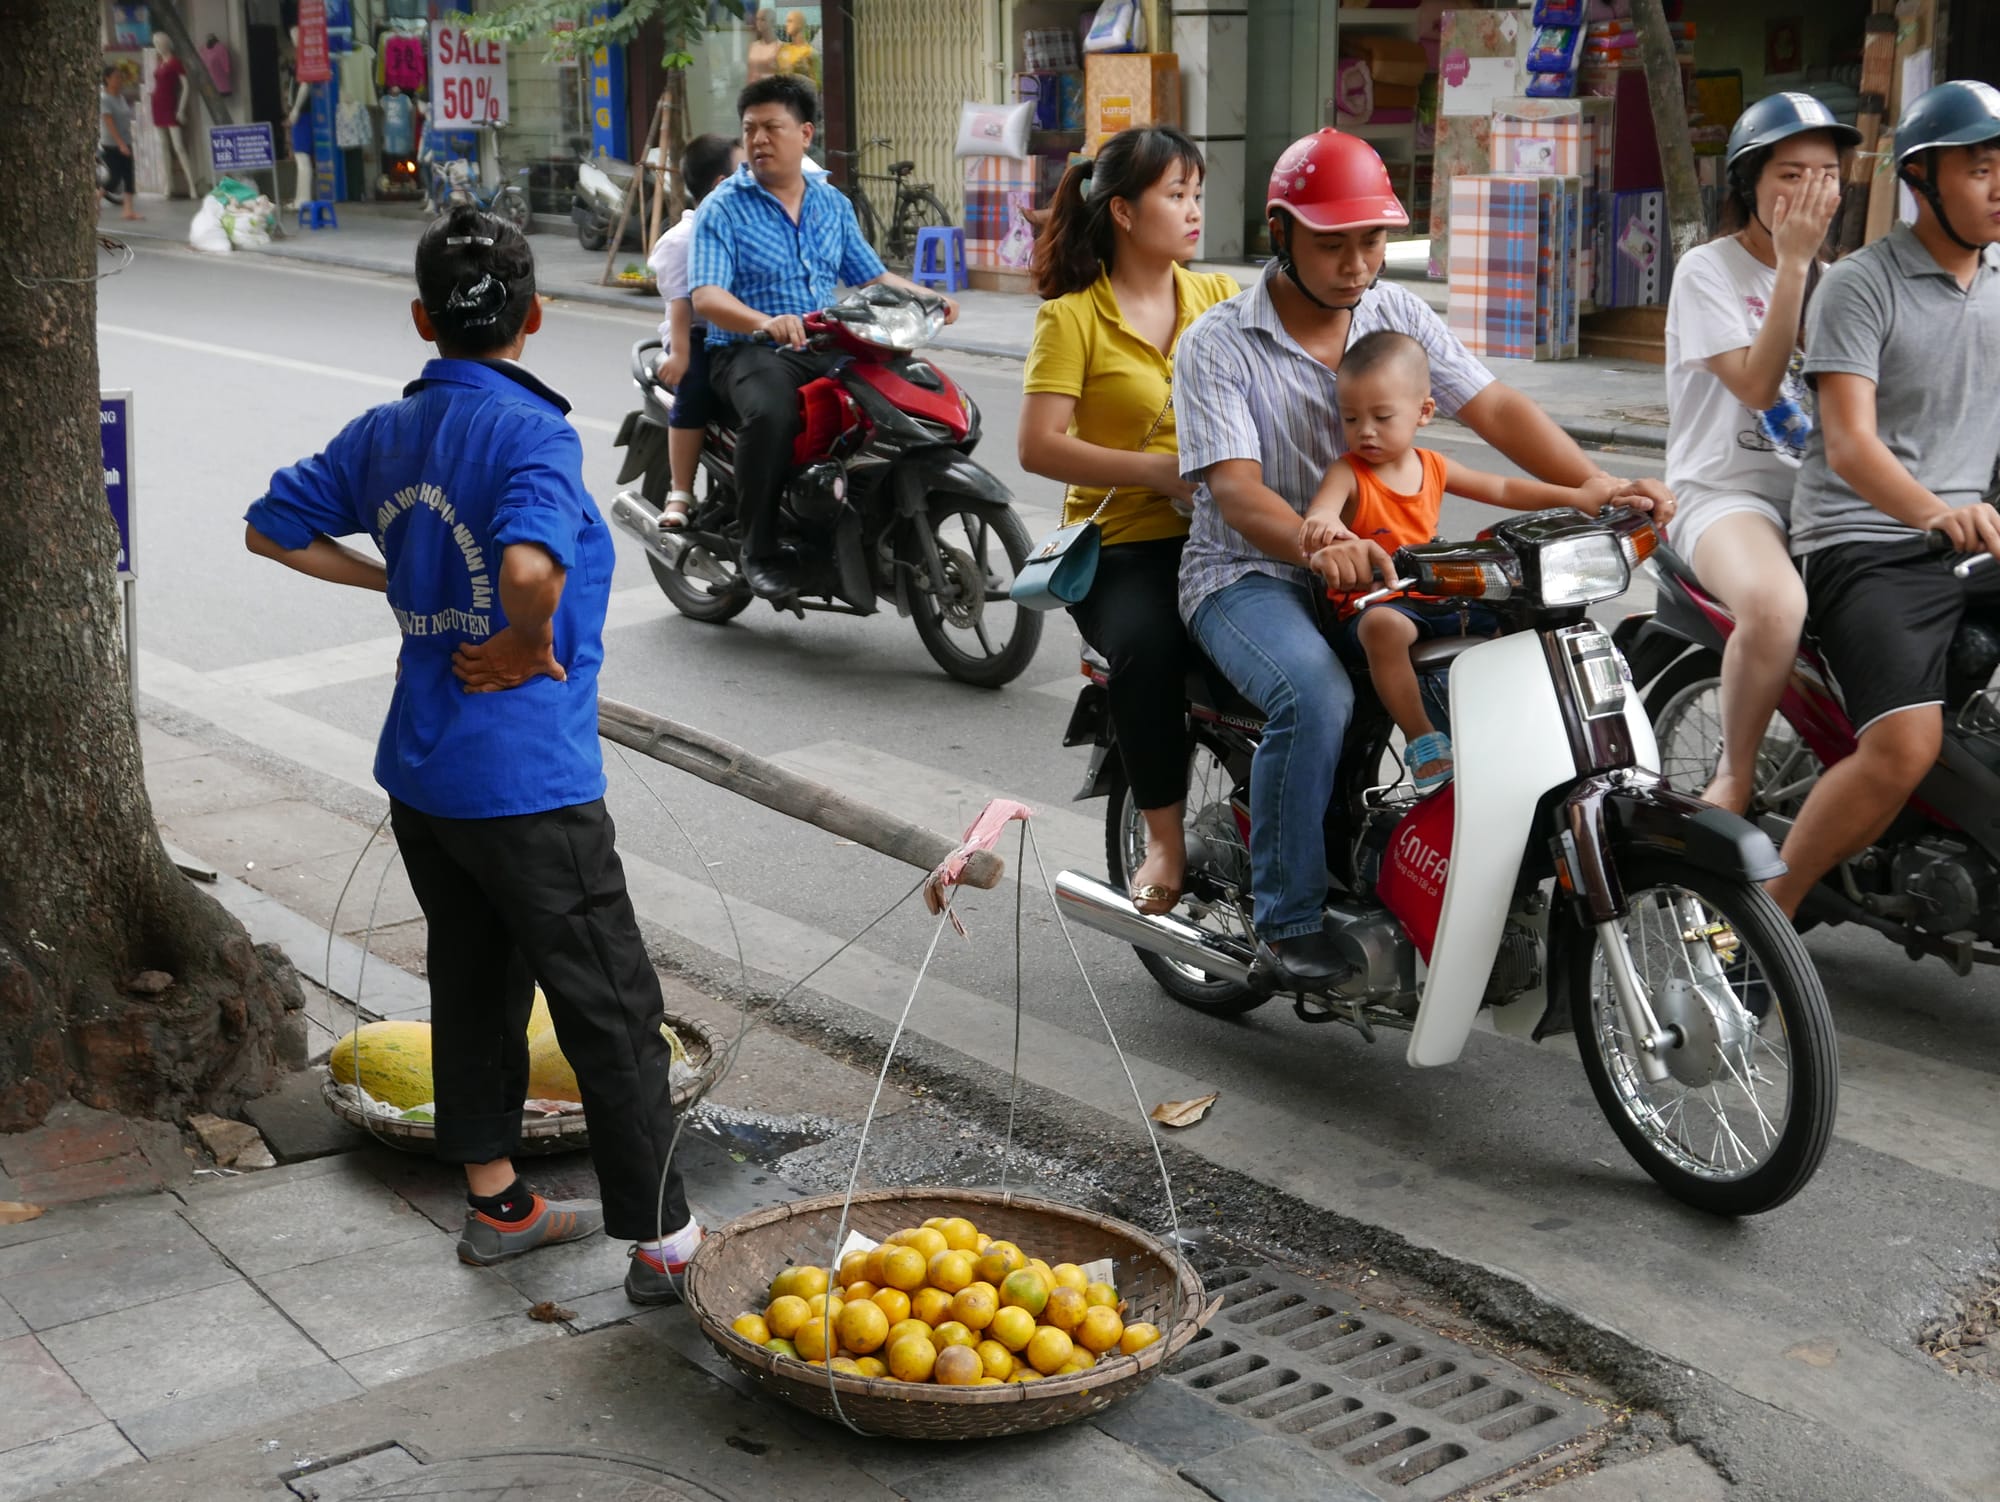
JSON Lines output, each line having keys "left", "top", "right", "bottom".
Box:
{"left": 296, "top": 0, "right": 331, "bottom": 83}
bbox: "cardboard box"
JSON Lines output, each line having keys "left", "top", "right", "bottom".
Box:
{"left": 1489, "top": 97, "right": 1612, "bottom": 308}
{"left": 1084, "top": 53, "right": 1181, "bottom": 154}
{"left": 1430, "top": 10, "right": 1533, "bottom": 276}
{"left": 1447, "top": 174, "right": 1540, "bottom": 360}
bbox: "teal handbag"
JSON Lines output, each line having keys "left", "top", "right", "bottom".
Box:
{"left": 1010, "top": 390, "right": 1172, "bottom": 612}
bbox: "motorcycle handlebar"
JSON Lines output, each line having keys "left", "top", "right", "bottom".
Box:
{"left": 1926, "top": 526, "right": 2000, "bottom": 579}
{"left": 630, "top": 338, "right": 663, "bottom": 387}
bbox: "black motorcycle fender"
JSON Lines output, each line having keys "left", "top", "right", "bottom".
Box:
{"left": 890, "top": 449, "right": 1016, "bottom": 515}
{"left": 1063, "top": 681, "right": 1119, "bottom": 801}
{"left": 1557, "top": 775, "right": 1786, "bottom": 924}
{"left": 614, "top": 408, "right": 672, "bottom": 488}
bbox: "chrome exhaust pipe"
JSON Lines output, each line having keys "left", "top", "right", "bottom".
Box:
{"left": 1053, "top": 870, "right": 1255, "bottom": 985}
{"left": 608, "top": 489, "right": 686, "bottom": 569}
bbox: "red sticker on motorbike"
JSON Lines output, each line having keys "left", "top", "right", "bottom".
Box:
{"left": 1378, "top": 785, "right": 1455, "bottom": 961}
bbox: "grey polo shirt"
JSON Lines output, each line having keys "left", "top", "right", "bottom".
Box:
{"left": 1173, "top": 264, "right": 1495, "bottom": 622}
{"left": 1789, "top": 222, "right": 2000, "bottom": 556}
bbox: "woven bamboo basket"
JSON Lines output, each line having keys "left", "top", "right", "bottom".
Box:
{"left": 322, "top": 1011, "right": 725, "bottom": 1156}
{"left": 685, "top": 1186, "right": 1217, "bottom": 1440}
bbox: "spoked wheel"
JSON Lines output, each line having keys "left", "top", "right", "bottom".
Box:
{"left": 887, "top": 188, "right": 952, "bottom": 265}
{"left": 645, "top": 481, "right": 751, "bottom": 624}
{"left": 1566, "top": 855, "right": 1837, "bottom": 1215}
{"left": 495, "top": 185, "right": 532, "bottom": 234}
{"left": 1104, "top": 738, "right": 1265, "bottom": 1016}
{"left": 1646, "top": 651, "right": 1820, "bottom": 814}
{"left": 899, "top": 499, "right": 1041, "bottom": 687}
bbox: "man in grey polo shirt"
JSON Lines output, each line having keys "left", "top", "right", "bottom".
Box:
{"left": 1175, "top": 129, "right": 1673, "bottom": 988}
{"left": 1766, "top": 81, "right": 2000, "bottom": 920}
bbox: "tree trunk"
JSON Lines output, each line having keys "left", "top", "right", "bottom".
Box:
{"left": 1631, "top": 0, "right": 1707, "bottom": 265}
{"left": 146, "top": 0, "right": 235, "bottom": 130}
{"left": 0, "top": 0, "right": 301, "bottom": 1133}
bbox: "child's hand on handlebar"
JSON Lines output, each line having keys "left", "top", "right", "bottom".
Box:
{"left": 758, "top": 314, "right": 810, "bottom": 349}
{"left": 1569, "top": 474, "right": 1627, "bottom": 516}
{"left": 1299, "top": 513, "right": 1353, "bottom": 556}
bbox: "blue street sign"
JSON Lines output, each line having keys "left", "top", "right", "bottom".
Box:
{"left": 100, "top": 391, "right": 134, "bottom": 580}
{"left": 209, "top": 122, "right": 277, "bottom": 174}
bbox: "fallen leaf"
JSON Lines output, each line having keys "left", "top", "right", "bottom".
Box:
{"left": 1149, "top": 1092, "right": 1219, "bottom": 1129}
{"left": 0, "top": 1201, "right": 44, "bottom": 1225}
{"left": 528, "top": 1300, "right": 576, "bottom": 1324}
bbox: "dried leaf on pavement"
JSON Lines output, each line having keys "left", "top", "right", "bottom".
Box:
{"left": 1149, "top": 1092, "right": 1219, "bottom": 1128}
{"left": 528, "top": 1300, "right": 577, "bottom": 1323}
{"left": 0, "top": 1201, "right": 44, "bottom": 1225}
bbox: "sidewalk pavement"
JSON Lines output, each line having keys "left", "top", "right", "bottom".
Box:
{"left": 0, "top": 720, "right": 1723, "bottom": 1501}
{"left": 107, "top": 195, "right": 1669, "bottom": 452}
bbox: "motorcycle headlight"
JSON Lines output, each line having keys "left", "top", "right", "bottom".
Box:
{"left": 848, "top": 303, "right": 938, "bottom": 351}
{"left": 1535, "top": 534, "right": 1630, "bottom": 607}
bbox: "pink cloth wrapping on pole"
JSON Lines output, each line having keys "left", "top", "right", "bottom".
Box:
{"left": 925, "top": 799, "right": 1034, "bottom": 915}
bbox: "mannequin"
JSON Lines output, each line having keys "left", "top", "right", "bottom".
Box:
{"left": 287, "top": 27, "right": 315, "bottom": 209}
{"left": 746, "top": 10, "right": 780, "bottom": 83}
{"left": 150, "top": 34, "right": 196, "bottom": 198}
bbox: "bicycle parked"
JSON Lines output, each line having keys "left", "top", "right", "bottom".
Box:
{"left": 827, "top": 136, "right": 951, "bottom": 266}
{"left": 421, "top": 128, "right": 532, "bottom": 233}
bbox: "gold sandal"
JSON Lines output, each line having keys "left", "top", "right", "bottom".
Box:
{"left": 1128, "top": 882, "right": 1181, "bottom": 916}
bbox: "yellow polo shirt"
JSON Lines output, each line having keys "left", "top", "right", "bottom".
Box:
{"left": 1023, "top": 264, "right": 1242, "bottom": 546}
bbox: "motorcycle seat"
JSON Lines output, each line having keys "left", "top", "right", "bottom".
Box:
{"left": 1649, "top": 541, "right": 1702, "bottom": 590}
{"left": 1409, "top": 636, "right": 1483, "bottom": 675}
{"left": 1184, "top": 663, "right": 1264, "bottom": 724}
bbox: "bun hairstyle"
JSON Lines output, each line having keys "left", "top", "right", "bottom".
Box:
{"left": 1032, "top": 125, "right": 1204, "bottom": 300}
{"left": 415, "top": 204, "right": 537, "bottom": 355}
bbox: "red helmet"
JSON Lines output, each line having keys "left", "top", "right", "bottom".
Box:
{"left": 1266, "top": 128, "right": 1408, "bottom": 232}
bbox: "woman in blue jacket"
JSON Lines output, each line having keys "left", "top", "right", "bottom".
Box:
{"left": 245, "top": 206, "right": 699, "bottom": 1303}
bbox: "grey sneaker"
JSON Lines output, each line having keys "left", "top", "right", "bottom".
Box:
{"left": 456, "top": 1194, "right": 604, "bottom": 1266}
{"left": 624, "top": 1233, "right": 701, "bottom": 1306}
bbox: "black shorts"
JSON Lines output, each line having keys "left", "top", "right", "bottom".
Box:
{"left": 1339, "top": 598, "right": 1504, "bottom": 661}
{"left": 1800, "top": 538, "right": 2000, "bottom": 733}
{"left": 667, "top": 337, "right": 713, "bottom": 431}
{"left": 101, "top": 146, "right": 134, "bottom": 197}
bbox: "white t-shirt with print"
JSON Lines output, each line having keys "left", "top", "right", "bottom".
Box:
{"left": 1665, "top": 236, "right": 1815, "bottom": 506}
{"left": 647, "top": 208, "right": 701, "bottom": 351}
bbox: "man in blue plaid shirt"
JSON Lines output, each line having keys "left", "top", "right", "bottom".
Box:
{"left": 691, "top": 75, "right": 957, "bottom": 598}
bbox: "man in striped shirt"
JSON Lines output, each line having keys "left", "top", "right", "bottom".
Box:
{"left": 1175, "top": 130, "right": 1673, "bottom": 988}
{"left": 691, "top": 74, "right": 956, "bottom": 599}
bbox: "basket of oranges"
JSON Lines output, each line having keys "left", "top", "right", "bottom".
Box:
{"left": 683, "top": 1186, "right": 1215, "bottom": 1440}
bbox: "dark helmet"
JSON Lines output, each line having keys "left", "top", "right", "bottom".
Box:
{"left": 1894, "top": 80, "right": 2000, "bottom": 250}
{"left": 1725, "top": 91, "right": 1861, "bottom": 175}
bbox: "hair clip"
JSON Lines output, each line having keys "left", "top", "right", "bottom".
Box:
{"left": 442, "top": 273, "right": 509, "bottom": 326}
{"left": 445, "top": 234, "right": 495, "bottom": 247}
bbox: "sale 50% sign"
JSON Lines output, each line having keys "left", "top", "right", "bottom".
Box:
{"left": 433, "top": 17, "right": 509, "bottom": 127}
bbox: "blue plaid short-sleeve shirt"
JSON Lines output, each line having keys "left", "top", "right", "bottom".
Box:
{"left": 687, "top": 164, "right": 887, "bottom": 345}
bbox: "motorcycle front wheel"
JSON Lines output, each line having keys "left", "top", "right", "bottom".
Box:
{"left": 1564, "top": 855, "right": 1837, "bottom": 1216}
{"left": 1645, "top": 650, "right": 1818, "bottom": 815}
{"left": 899, "top": 499, "right": 1041, "bottom": 688}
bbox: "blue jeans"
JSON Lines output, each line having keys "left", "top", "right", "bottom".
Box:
{"left": 1190, "top": 572, "right": 1356, "bottom": 942}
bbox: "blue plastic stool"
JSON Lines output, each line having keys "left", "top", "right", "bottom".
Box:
{"left": 298, "top": 200, "right": 338, "bottom": 230}
{"left": 911, "top": 226, "right": 968, "bottom": 292}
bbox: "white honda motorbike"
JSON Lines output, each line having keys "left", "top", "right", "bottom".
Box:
{"left": 1056, "top": 507, "right": 1837, "bottom": 1215}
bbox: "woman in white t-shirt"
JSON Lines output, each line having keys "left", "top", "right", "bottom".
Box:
{"left": 1664, "top": 94, "right": 1856, "bottom": 813}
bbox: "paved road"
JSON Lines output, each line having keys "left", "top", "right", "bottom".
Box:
{"left": 104, "top": 246, "right": 2000, "bottom": 1501}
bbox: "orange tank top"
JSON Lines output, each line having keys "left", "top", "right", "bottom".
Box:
{"left": 1330, "top": 448, "right": 1448, "bottom": 618}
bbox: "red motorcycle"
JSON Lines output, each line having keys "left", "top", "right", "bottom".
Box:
{"left": 608, "top": 286, "right": 1041, "bottom": 688}
{"left": 1618, "top": 540, "right": 2000, "bottom": 974}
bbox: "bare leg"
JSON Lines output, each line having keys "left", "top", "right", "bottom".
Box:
{"left": 1359, "top": 609, "right": 1446, "bottom": 777}
{"left": 1131, "top": 802, "right": 1186, "bottom": 914}
{"left": 661, "top": 427, "right": 701, "bottom": 527}
{"left": 1765, "top": 706, "right": 1940, "bottom": 916}
{"left": 465, "top": 1157, "right": 516, "bottom": 1197}
{"left": 1691, "top": 513, "right": 1807, "bottom": 814}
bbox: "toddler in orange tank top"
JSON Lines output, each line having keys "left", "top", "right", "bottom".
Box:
{"left": 1300, "top": 333, "right": 1631, "bottom": 792}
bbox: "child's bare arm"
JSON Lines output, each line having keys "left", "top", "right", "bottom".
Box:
{"left": 1300, "top": 459, "right": 1359, "bottom": 555}
{"left": 1444, "top": 457, "right": 1629, "bottom": 516}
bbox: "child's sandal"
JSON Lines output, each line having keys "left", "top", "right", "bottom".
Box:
{"left": 659, "top": 490, "right": 694, "bottom": 530}
{"left": 1404, "top": 732, "right": 1454, "bottom": 794}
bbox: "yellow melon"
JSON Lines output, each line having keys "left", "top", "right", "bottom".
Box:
{"left": 327, "top": 1021, "right": 435, "bottom": 1110}
{"left": 522, "top": 987, "right": 688, "bottom": 1103}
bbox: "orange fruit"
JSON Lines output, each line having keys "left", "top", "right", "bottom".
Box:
{"left": 911, "top": 1287, "right": 955, "bottom": 1327}
{"left": 989, "top": 1305, "right": 1036, "bottom": 1352}
{"left": 794, "top": 1313, "right": 838, "bottom": 1362}
{"left": 1006, "top": 1367, "right": 1039, "bottom": 1383}
{"left": 1119, "top": 1322, "right": 1162, "bottom": 1355}
{"left": 933, "top": 1344, "right": 983, "bottom": 1385}
{"left": 1077, "top": 1305, "right": 1124, "bottom": 1354}
{"left": 1084, "top": 1281, "right": 1119, "bottom": 1309}
{"left": 951, "top": 1286, "right": 997, "bottom": 1331}
{"left": 838, "top": 1299, "right": 891, "bottom": 1356}
{"left": 901, "top": 1226, "right": 949, "bottom": 1262}
{"left": 974, "top": 1376, "right": 1004, "bottom": 1386}
{"left": 838, "top": 1250, "right": 871, "bottom": 1288}
{"left": 886, "top": 1318, "right": 933, "bottom": 1350}
{"left": 1050, "top": 1262, "right": 1088, "bottom": 1292}
{"left": 732, "top": 1313, "right": 771, "bottom": 1344}
{"left": 999, "top": 1268, "right": 1050, "bottom": 1318}
{"left": 976, "top": 1338, "right": 1015, "bottom": 1379}
{"left": 880, "top": 1245, "right": 927, "bottom": 1292}
{"left": 765, "top": 1337, "right": 798, "bottom": 1359}
{"left": 966, "top": 1280, "right": 998, "bottom": 1305}
{"left": 1027, "top": 1259, "right": 1055, "bottom": 1284}
{"left": 844, "top": 1280, "right": 878, "bottom": 1304}
{"left": 1042, "top": 1286, "right": 1087, "bottom": 1335}
{"left": 887, "top": 1334, "right": 937, "bottom": 1383}
{"left": 854, "top": 1355, "right": 888, "bottom": 1378}
{"left": 932, "top": 1319, "right": 977, "bottom": 1350}
{"left": 976, "top": 1242, "right": 1026, "bottom": 1284}
{"left": 791, "top": 1266, "right": 830, "bottom": 1300}
{"left": 927, "top": 1250, "right": 976, "bottom": 1295}
{"left": 1026, "top": 1325, "right": 1074, "bottom": 1375}
{"left": 768, "top": 1267, "right": 802, "bottom": 1302}
{"left": 975, "top": 1233, "right": 993, "bottom": 1253}
{"left": 922, "top": 1216, "right": 949, "bottom": 1231}
{"left": 870, "top": 1287, "right": 911, "bottom": 1325}
{"left": 803, "top": 1291, "right": 842, "bottom": 1319}
{"left": 764, "top": 1295, "right": 810, "bottom": 1340}
{"left": 939, "top": 1216, "right": 980, "bottom": 1252}
{"left": 863, "top": 1245, "right": 890, "bottom": 1287}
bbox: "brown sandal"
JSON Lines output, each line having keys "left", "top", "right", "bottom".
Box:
{"left": 1128, "top": 882, "right": 1181, "bottom": 916}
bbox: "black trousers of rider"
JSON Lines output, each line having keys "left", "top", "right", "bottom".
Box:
{"left": 1068, "top": 536, "right": 1194, "bottom": 811}
{"left": 390, "top": 797, "right": 691, "bottom": 1241}
{"left": 707, "top": 341, "right": 839, "bottom": 560}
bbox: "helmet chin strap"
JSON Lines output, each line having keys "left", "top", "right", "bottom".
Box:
{"left": 1274, "top": 216, "right": 1377, "bottom": 312}
{"left": 1903, "top": 153, "right": 1985, "bottom": 253}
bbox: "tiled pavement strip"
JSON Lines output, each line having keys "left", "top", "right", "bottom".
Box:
{"left": 0, "top": 748, "right": 1715, "bottom": 1500}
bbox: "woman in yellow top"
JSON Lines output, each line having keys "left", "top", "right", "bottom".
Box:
{"left": 1020, "top": 126, "right": 1239, "bottom": 914}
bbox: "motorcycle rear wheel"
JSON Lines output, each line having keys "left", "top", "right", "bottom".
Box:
{"left": 1565, "top": 855, "right": 1836, "bottom": 1216}
{"left": 1645, "top": 650, "right": 1818, "bottom": 815}
{"left": 900, "top": 499, "right": 1041, "bottom": 688}
{"left": 1104, "top": 745, "right": 1266, "bottom": 1016}
{"left": 578, "top": 219, "right": 609, "bottom": 252}
{"left": 495, "top": 185, "right": 532, "bottom": 234}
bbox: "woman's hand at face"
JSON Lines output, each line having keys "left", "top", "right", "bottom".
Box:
{"left": 1770, "top": 170, "right": 1841, "bottom": 271}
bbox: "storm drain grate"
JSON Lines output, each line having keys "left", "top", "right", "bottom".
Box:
{"left": 1164, "top": 1258, "right": 1601, "bottom": 1500}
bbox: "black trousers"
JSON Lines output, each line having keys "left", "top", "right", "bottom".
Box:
{"left": 390, "top": 797, "right": 691, "bottom": 1241}
{"left": 1068, "top": 536, "right": 1194, "bottom": 811}
{"left": 707, "top": 341, "right": 838, "bottom": 559}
